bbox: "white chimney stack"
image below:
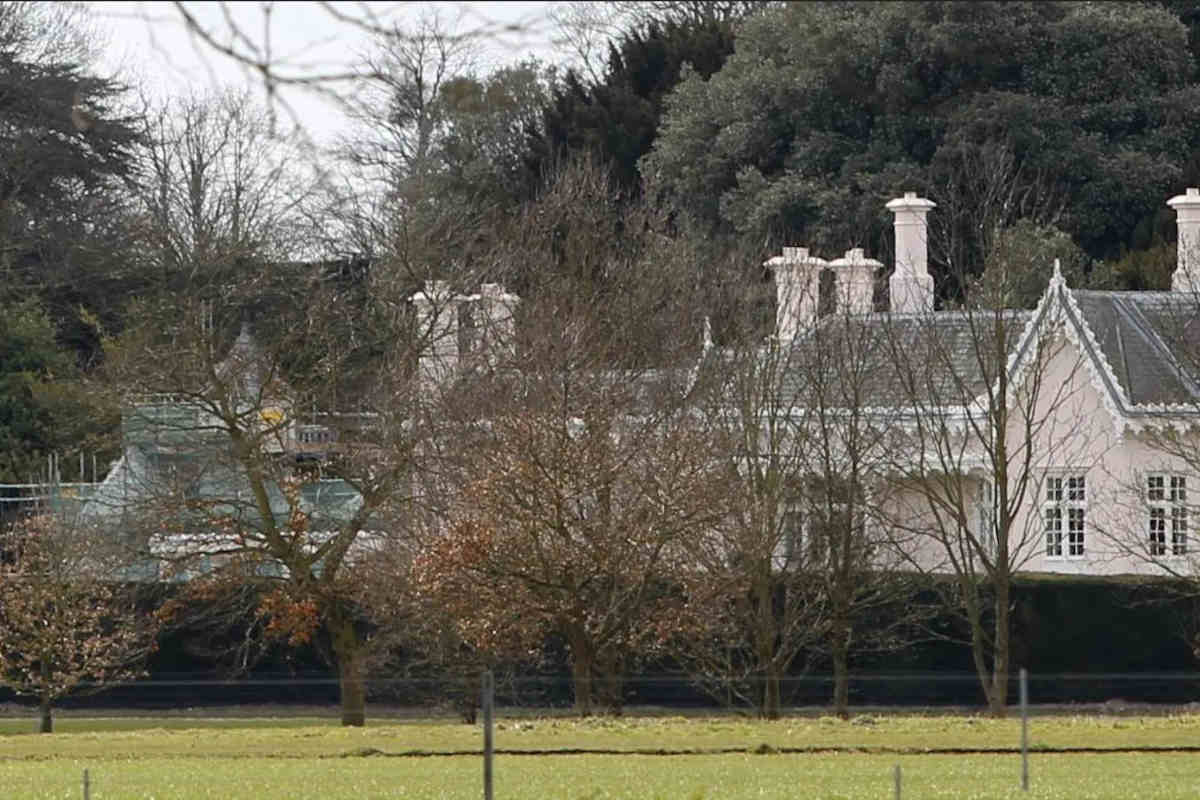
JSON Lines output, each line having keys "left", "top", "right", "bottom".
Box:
{"left": 478, "top": 282, "right": 519, "bottom": 368}
{"left": 886, "top": 192, "right": 936, "bottom": 313}
{"left": 1169, "top": 188, "right": 1200, "bottom": 295}
{"left": 765, "top": 246, "right": 827, "bottom": 340}
{"left": 828, "top": 247, "right": 882, "bottom": 315}
{"left": 411, "top": 280, "right": 459, "bottom": 388}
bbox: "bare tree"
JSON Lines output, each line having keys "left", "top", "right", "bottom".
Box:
{"left": 323, "top": 12, "right": 557, "bottom": 280}
{"left": 412, "top": 159, "right": 714, "bottom": 715}
{"left": 1, "top": 3, "right": 100, "bottom": 70}
{"left": 95, "top": 85, "right": 486, "bottom": 724}
{"left": 882, "top": 163, "right": 1094, "bottom": 714}
{"left": 121, "top": 3, "right": 551, "bottom": 142}
{"left": 547, "top": 2, "right": 628, "bottom": 85}
{"left": 674, "top": 245, "right": 917, "bottom": 719}
{"left": 346, "top": 11, "right": 475, "bottom": 203}
{"left": 549, "top": 1, "right": 771, "bottom": 82}
{"left": 0, "top": 512, "right": 159, "bottom": 733}
{"left": 136, "top": 88, "right": 313, "bottom": 286}
{"left": 97, "top": 239, "right": 464, "bottom": 725}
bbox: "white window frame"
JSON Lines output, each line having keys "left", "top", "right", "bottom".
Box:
{"left": 1147, "top": 474, "right": 1188, "bottom": 558}
{"left": 1043, "top": 472, "right": 1086, "bottom": 560}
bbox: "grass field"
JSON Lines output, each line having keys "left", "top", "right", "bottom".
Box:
{"left": 1, "top": 713, "right": 1198, "bottom": 799}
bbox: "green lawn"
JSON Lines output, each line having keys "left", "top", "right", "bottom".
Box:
{"left": 0, "top": 715, "right": 1197, "bottom": 799}
{"left": 3, "top": 713, "right": 1197, "bottom": 755}
{"left": 3, "top": 753, "right": 1200, "bottom": 800}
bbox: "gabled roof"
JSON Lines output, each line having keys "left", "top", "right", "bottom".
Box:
{"left": 954, "top": 268, "right": 1200, "bottom": 422}
{"left": 1063, "top": 289, "right": 1200, "bottom": 411}
{"left": 705, "top": 267, "right": 1200, "bottom": 424}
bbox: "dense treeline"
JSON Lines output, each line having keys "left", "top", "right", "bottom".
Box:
{"left": 644, "top": 1, "right": 1200, "bottom": 290}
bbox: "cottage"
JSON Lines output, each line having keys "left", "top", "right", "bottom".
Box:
{"left": 755, "top": 188, "right": 1200, "bottom": 578}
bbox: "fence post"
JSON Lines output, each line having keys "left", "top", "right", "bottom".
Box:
{"left": 82, "top": 768, "right": 89, "bottom": 800}
{"left": 893, "top": 763, "right": 901, "bottom": 800}
{"left": 1020, "top": 667, "right": 1029, "bottom": 792}
{"left": 482, "top": 669, "right": 494, "bottom": 800}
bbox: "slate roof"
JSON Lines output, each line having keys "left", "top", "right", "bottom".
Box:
{"left": 723, "top": 283, "right": 1200, "bottom": 418}
{"left": 706, "top": 309, "right": 1036, "bottom": 410}
{"left": 1066, "top": 290, "right": 1200, "bottom": 409}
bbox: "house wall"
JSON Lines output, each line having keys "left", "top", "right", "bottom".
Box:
{"left": 876, "top": 471, "right": 994, "bottom": 574}
{"left": 870, "top": 323, "right": 1199, "bottom": 578}
{"left": 1007, "top": 328, "right": 1197, "bottom": 576}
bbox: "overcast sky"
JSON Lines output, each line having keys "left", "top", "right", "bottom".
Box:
{"left": 89, "top": 2, "right": 563, "bottom": 149}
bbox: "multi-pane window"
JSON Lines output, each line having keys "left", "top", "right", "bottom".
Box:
{"left": 1147, "top": 475, "right": 1188, "bottom": 557}
{"left": 1044, "top": 474, "right": 1086, "bottom": 558}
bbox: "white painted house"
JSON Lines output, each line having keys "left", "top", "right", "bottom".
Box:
{"left": 761, "top": 188, "right": 1200, "bottom": 578}
{"left": 84, "top": 179, "right": 1200, "bottom": 584}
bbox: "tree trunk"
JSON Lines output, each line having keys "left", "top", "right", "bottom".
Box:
{"left": 831, "top": 622, "right": 851, "bottom": 720}
{"left": 39, "top": 659, "right": 52, "bottom": 733}
{"left": 600, "top": 669, "right": 624, "bottom": 715}
{"left": 331, "top": 620, "right": 366, "bottom": 727}
{"left": 38, "top": 697, "right": 52, "bottom": 734}
{"left": 755, "top": 570, "right": 781, "bottom": 720}
{"left": 597, "top": 651, "right": 625, "bottom": 715}
{"left": 988, "top": 578, "right": 1011, "bottom": 718}
{"left": 762, "top": 663, "right": 782, "bottom": 720}
{"left": 964, "top": 583, "right": 996, "bottom": 714}
{"left": 567, "top": 626, "right": 595, "bottom": 716}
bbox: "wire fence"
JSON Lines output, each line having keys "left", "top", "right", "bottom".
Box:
{"left": 2, "top": 671, "right": 1199, "bottom": 800}
{"left": 4, "top": 671, "right": 1198, "bottom": 719}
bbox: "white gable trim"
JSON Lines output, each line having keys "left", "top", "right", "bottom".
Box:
{"left": 1002, "top": 264, "right": 1200, "bottom": 437}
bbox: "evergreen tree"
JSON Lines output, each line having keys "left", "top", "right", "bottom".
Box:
{"left": 526, "top": 16, "right": 737, "bottom": 196}
{"left": 644, "top": 1, "right": 1200, "bottom": 288}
